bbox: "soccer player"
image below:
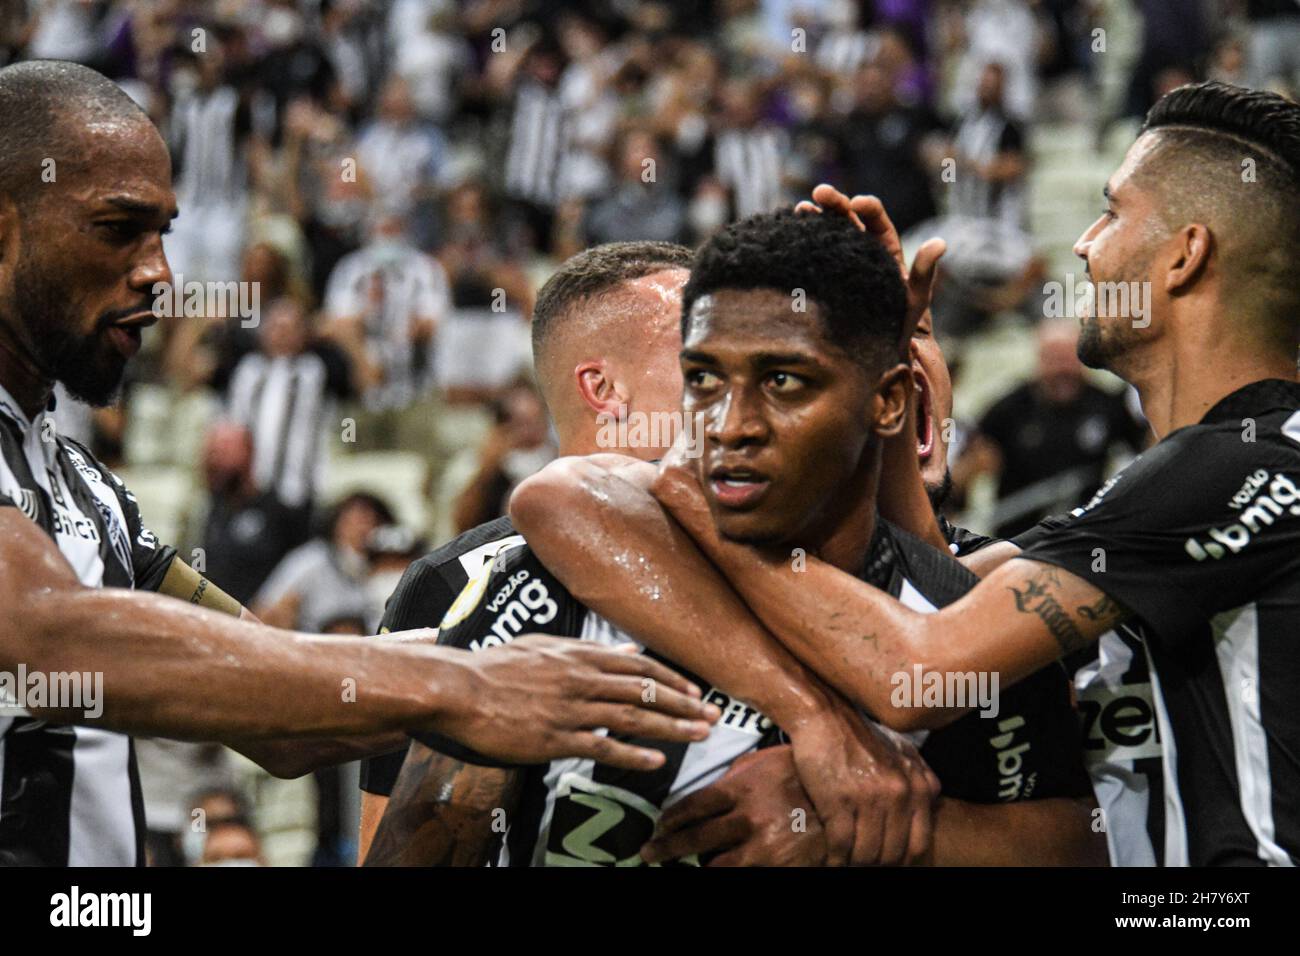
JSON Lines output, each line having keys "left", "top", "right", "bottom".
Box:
{"left": 356, "top": 239, "right": 707, "bottom": 857}
{"left": 368, "top": 210, "right": 1100, "bottom": 866}
{"left": 0, "top": 60, "right": 714, "bottom": 866}
{"left": 528, "top": 82, "right": 1300, "bottom": 866}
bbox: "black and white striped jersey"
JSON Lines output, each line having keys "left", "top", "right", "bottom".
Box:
{"left": 0, "top": 385, "right": 176, "bottom": 866}
{"left": 1023, "top": 378, "right": 1300, "bottom": 866}
{"left": 412, "top": 519, "right": 1090, "bottom": 866}
{"left": 948, "top": 515, "right": 1165, "bottom": 867}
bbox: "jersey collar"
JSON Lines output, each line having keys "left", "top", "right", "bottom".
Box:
{"left": 1199, "top": 378, "right": 1300, "bottom": 426}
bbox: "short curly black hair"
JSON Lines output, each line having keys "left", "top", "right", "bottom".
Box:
{"left": 681, "top": 209, "right": 906, "bottom": 371}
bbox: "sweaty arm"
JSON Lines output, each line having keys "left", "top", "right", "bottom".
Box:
{"left": 512, "top": 455, "right": 941, "bottom": 867}
{"left": 364, "top": 741, "right": 520, "bottom": 866}
{"left": 0, "top": 509, "right": 713, "bottom": 767}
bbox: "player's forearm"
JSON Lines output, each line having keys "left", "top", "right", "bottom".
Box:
{"left": 12, "top": 583, "right": 465, "bottom": 741}
{"left": 231, "top": 731, "right": 411, "bottom": 779}
{"left": 926, "top": 797, "right": 1107, "bottom": 866}
{"left": 511, "top": 457, "right": 832, "bottom": 729}
{"left": 365, "top": 744, "right": 516, "bottom": 867}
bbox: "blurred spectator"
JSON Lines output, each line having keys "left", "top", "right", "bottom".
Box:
{"left": 585, "top": 128, "right": 687, "bottom": 245}
{"left": 713, "top": 78, "right": 790, "bottom": 218}
{"left": 954, "top": 320, "right": 1149, "bottom": 539}
{"left": 199, "top": 820, "right": 267, "bottom": 867}
{"left": 355, "top": 75, "right": 446, "bottom": 220}
{"left": 197, "top": 420, "right": 311, "bottom": 606}
{"left": 1245, "top": 0, "right": 1300, "bottom": 96}
{"left": 833, "top": 61, "right": 938, "bottom": 234}
{"left": 252, "top": 491, "right": 394, "bottom": 632}
{"left": 322, "top": 212, "right": 450, "bottom": 450}
{"left": 164, "top": 39, "right": 251, "bottom": 285}
{"left": 949, "top": 61, "right": 1027, "bottom": 229}
{"left": 449, "top": 379, "right": 556, "bottom": 534}
{"left": 227, "top": 297, "right": 354, "bottom": 517}
{"left": 138, "top": 740, "right": 236, "bottom": 868}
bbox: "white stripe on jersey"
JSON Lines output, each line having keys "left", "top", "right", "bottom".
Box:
{"left": 1213, "top": 602, "right": 1293, "bottom": 866}
{"left": 1075, "top": 630, "right": 1158, "bottom": 867}
{"left": 68, "top": 729, "right": 136, "bottom": 867}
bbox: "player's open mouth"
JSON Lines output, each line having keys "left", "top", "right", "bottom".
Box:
{"left": 915, "top": 370, "right": 934, "bottom": 462}
{"left": 106, "top": 313, "right": 157, "bottom": 359}
{"left": 708, "top": 466, "right": 771, "bottom": 509}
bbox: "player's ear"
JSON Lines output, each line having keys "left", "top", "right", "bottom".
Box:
{"left": 872, "top": 361, "right": 912, "bottom": 438}
{"left": 1164, "top": 222, "right": 1212, "bottom": 296}
{"left": 575, "top": 360, "right": 628, "bottom": 420}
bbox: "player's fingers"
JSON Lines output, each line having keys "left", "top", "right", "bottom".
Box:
{"left": 589, "top": 643, "right": 705, "bottom": 699}
{"left": 877, "top": 795, "right": 911, "bottom": 866}
{"left": 904, "top": 781, "right": 934, "bottom": 865}
{"left": 654, "top": 785, "right": 736, "bottom": 838}
{"left": 641, "top": 813, "right": 749, "bottom": 864}
{"left": 908, "top": 237, "right": 947, "bottom": 300}
{"left": 848, "top": 194, "right": 905, "bottom": 266}
{"left": 557, "top": 731, "right": 668, "bottom": 771}
{"left": 570, "top": 701, "right": 712, "bottom": 744}
{"left": 809, "top": 183, "right": 864, "bottom": 230}
{"left": 820, "top": 806, "right": 855, "bottom": 867}
{"left": 585, "top": 674, "right": 719, "bottom": 721}
{"left": 793, "top": 199, "right": 820, "bottom": 215}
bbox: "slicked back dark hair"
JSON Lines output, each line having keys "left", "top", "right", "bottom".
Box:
{"left": 531, "top": 240, "right": 694, "bottom": 364}
{"left": 1141, "top": 81, "right": 1300, "bottom": 183}
{"left": 681, "top": 209, "right": 907, "bottom": 371}
{"left": 0, "top": 60, "right": 151, "bottom": 207}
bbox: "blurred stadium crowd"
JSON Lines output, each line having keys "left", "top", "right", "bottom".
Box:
{"left": 0, "top": 0, "right": 1294, "bottom": 865}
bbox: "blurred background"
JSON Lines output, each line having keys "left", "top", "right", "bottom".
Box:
{"left": 2, "top": 0, "right": 1294, "bottom": 865}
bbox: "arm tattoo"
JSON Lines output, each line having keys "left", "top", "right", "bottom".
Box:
{"left": 364, "top": 742, "right": 520, "bottom": 866}
{"left": 1077, "top": 592, "right": 1125, "bottom": 627}
{"left": 1006, "top": 568, "right": 1091, "bottom": 656}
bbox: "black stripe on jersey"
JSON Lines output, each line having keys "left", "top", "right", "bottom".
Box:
{"left": 1257, "top": 593, "right": 1300, "bottom": 864}
{"left": 1152, "top": 635, "right": 1263, "bottom": 866}
{"left": 127, "top": 738, "right": 146, "bottom": 867}
{"left": 0, "top": 419, "right": 54, "bottom": 535}
{"left": 0, "top": 721, "right": 77, "bottom": 866}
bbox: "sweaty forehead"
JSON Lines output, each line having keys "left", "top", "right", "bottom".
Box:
{"left": 59, "top": 114, "right": 172, "bottom": 194}
{"left": 684, "top": 287, "right": 831, "bottom": 352}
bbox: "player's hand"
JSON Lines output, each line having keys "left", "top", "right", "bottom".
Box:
{"left": 649, "top": 432, "right": 718, "bottom": 548}
{"left": 641, "top": 746, "right": 829, "bottom": 866}
{"left": 795, "top": 183, "right": 945, "bottom": 348}
{"left": 785, "top": 703, "right": 940, "bottom": 866}
{"left": 432, "top": 635, "right": 720, "bottom": 770}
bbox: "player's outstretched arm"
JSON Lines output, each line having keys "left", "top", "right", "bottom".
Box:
{"left": 364, "top": 741, "right": 520, "bottom": 866}
{"left": 0, "top": 510, "right": 715, "bottom": 770}
{"left": 650, "top": 464, "right": 1126, "bottom": 730}
{"left": 512, "top": 455, "right": 940, "bottom": 867}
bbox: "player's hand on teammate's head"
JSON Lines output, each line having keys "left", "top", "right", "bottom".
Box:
{"left": 640, "top": 745, "right": 829, "bottom": 866}
{"left": 796, "top": 184, "right": 946, "bottom": 350}
{"left": 433, "top": 635, "right": 720, "bottom": 771}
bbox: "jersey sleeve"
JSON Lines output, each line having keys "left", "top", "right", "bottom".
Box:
{"left": 1021, "top": 424, "right": 1300, "bottom": 645}
{"left": 919, "top": 661, "right": 1092, "bottom": 802}
{"left": 86, "top": 445, "right": 177, "bottom": 592}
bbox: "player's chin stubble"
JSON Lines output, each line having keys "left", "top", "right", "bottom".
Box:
{"left": 12, "top": 258, "right": 125, "bottom": 407}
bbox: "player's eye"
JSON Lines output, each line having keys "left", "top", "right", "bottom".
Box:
{"left": 765, "top": 371, "right": 804, "bottom": 394}
{"left": 685, "top": 368, "right": 722, "bottom": 390}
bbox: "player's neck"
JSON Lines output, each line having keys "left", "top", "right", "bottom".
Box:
{"left": 0, "top": 327, "right": 54, "bottom": 420}
{"left": 1131, "top": 336, "right": 1299, "bottom": 439}
{"left": 800, "top": 451, "right": 881, "bottom": 573}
